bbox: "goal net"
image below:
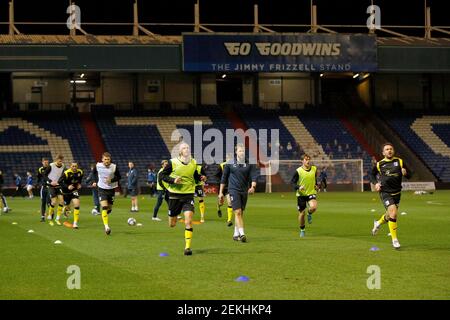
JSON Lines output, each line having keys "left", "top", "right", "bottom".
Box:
{"left": 265, "top": 159, "right": 364, "bottom": 193}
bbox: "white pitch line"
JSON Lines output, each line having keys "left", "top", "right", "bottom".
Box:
{"left": 426, "top": 201, "right": 444, "bottom": 206}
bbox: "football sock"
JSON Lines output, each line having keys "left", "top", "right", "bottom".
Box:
{"left": 56, "top": 205, "right": 63, "bottom": 220}
{"left": 102, "top": 207, "right": 109, "bottom": 227}
{"left": 48, "top": 205, "right": 55, "bottom": 218}
{"left": 377, "top": 214, "right": 389, "bottom": 226}
{"left": 388, "top": 218, "right": 398, "bottom": 240}
{"left": 185, "top": 228, "right": 193, "bottom": 249}
{"left": 73, "top": 207, "right": 80, "bottom": 224}
{"left": 238, "top": 227, "right": 245, "bottom": 236}
{"left": 233, "top": 226, "right": 240, "bottom": 237}
{"left": 199, "top": 199, "right": 205, "bottom": 217}
{"left": 227, "top": 206, "right": 233, "bottom": 222}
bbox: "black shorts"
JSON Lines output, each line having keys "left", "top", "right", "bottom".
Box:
{"left": 297, "top": 195, "right": 317, "bottom": 212}
{"left": 63, "top": 191, "right": 80, "bottom": 206}
{"left": 98, "top": 188, "right": 115, "bottom": 205}
{"left": 128, "top": 188, "right": 138, "bottom": 197}
{"left": 229, "top": 191, "right": 248, "bottom": 211}
{"left": 380, "top": 191, "right": 401, "bottom": 209}
{"left": 195, "top": 185, "right": 204, "bottom": 197}
{"left": 168, "top": 194, "right": 195, "bottom": 217}
{"left": 164, "top": 190, "right": 169, "bottom": 204}
{"left": 48, "top": 186, "right": 62, "bottom": 198}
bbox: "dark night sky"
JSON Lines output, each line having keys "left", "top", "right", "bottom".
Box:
{"left": 0, "top": 0, "right": 448, "bottom": 35}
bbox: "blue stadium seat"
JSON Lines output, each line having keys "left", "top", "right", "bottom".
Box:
{"left": 385, "top": 115, "right": 450, "bottom": 182}
{"left": 0, "top": 114, "right": 94, "bottom": 187}
{"left": 237, "top": 108, "right": 372, "bottom": 185}
{"left": 93, "top": 107, "right": 235, "bottom": 187}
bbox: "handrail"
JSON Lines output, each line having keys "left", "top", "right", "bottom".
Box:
{"left": 0, "top": 21, "right": 449, "bottom": 39}
{"left": 0, "top": 22, "right": 447, "bottom": 29}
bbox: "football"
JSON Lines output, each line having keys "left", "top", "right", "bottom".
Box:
{"left": 127, "top": 217, "right": 137, "bottom": 226}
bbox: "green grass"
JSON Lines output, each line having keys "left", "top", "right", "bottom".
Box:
{"left": 1, "top": 191, "right": 450, "bottom": 300}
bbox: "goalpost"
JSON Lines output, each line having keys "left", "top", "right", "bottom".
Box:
{"left": 265, "top": 159, "right": 364, "bottom": 193}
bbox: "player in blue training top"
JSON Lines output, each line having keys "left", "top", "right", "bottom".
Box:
{"left": 219, "top": 143, "right": 258, "bottom": 243}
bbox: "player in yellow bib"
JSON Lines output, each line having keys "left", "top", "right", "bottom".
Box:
{"left": 195, "top": 164, "right": 206, "bottom": 223}
{"left": 290, "top": 154, "right": 319, "bottom": 237}
{"left": 160, "top": 143, "right": 206, "bottom": 256}
{"left": 216, "top": 154, "right": 234, "bottom": 226}
{"left": 152, "top": 160, "right": 170, "bottom": 221}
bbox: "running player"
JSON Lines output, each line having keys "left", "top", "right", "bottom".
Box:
{"left": 290, "top": 154, "right": 319, "bottom": 237}
{"left": 152, "top": 160, "right": 169, "bottom": 221}
{"left": 195, "top": 164, "right": 207, "bottom": 223}
{"left": 37, "top": 158, "right": 50, "bottom": 221}
{"left": 370, "top": 143, "right": 411, "bottom": 249}
{"left": 58, "top": 162, "right": 83, "bottom": 229}
{"left": 216, "top": 154, "right": 233, "bottom": 226}
{"left": 160, "top": 143, "right": 206, "bottom": 255}
{"left": 92, "top": 152, "right": 121, "bottom": 235}
{"left": 43, "top": 154, "right": 65, "bottom": 225}
{"left": 0, "top": 169, "right": 10, "bottom": 213}
{"left": 219, "top": 144, "right": 258, "bottom": 242}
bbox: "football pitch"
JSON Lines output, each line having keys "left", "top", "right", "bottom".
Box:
{"left": 1, "top": 191, "right": 449, "bottom": 300}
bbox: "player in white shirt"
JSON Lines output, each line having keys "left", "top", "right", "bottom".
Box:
{"left": 43, "top": 154, "right": 65, "bottom": 226}
{"left": 92, "top": 152, "right": 121, "bottom": 235}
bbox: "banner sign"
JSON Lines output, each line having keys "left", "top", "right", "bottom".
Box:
{"left": 183, "top": 33, "right": 377, "bottom": 72}
{"left": 402, "top": 182, "right": 436, "bottom": 191}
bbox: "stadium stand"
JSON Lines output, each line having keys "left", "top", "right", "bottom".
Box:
{"left": 235, "top": 107, "right": 373, "bottom": 184}
{"left": 92, "top": 106, "right": 235, "bottom": 188}
{"left": 383, "top": 114, "right": 450, "bottom": 182}
{"left": 0, "top": 113, "right": 94, "bottom": 187}
{"left": 299, "top": 114, "right": 373, "bottom": 182}
{"left": 1, "top": 107, "right": 378, "bottom": 189}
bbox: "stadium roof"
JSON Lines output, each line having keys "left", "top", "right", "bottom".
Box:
{"left": 0, "top": 34, "right": 181, "bottom": 45}
{"left": 1, "top": 0, "right": 450, "bottom": 47}
{"left": 1, "top": 34, "right": 449, "bottom": 47}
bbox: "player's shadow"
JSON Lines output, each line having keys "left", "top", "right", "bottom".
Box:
{"left": 120, "top": 230, "right": 170, "bottom": 235}
{"left": 194, "top": 247, "right": 279, "bottom": 255}
{"left": 406, "top": 245, "right": 450, "bottom": 252}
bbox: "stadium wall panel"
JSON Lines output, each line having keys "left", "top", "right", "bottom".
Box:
{"left": 0, "top": 45, "right": 180, "bottom": 72}
{"left": 378, "top": 46, "right": 450, "bottom": 73}
{"left": 2, "top": 45, "right": 450, "bottom": 73}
